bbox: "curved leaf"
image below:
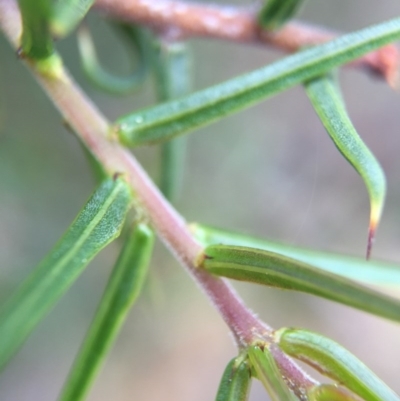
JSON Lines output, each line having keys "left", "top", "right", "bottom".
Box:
{"left": 191, "top": 224, "right": 400, "bottom": 285}
{"left": 0, "top": 178, "right": 132, "bottom": 369}
{"left": 276, "top": 327, "right": 400, "bottom": 401}
{"left": 58, "top": 223, "right": 154, "bottom": 401}
{"left": 203, "top": 245, "right": 400, "bottom": 322}
{"left": 305, "top": 72, "right": 386, "bottom": 259}
{"left": 114, "top": 18, "right": 400, "bottom": 146}
{"left": 248, "top": 345, "right": 297, "bottom": 401}
{"left": 77, "top": 22, "right": 149, "bottom": 95}
{"left": 258, "top": 0, "right": 307, "bottom": 30}
{"left": 215, "top": 357, "right": 251, "bottom": 401}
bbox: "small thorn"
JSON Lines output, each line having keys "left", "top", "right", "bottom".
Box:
{"left": 366, "top": 227, "right": 375, "bottom": 260}
{"left": 113, "top": 172, "right": 123, "bottom": 181}
{"left": 16, "top": 47, "right": 26, "bottom": 59}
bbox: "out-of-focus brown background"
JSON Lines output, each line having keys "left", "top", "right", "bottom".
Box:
{"left": 1, "top": 1, "right": 400, "bottom": 400}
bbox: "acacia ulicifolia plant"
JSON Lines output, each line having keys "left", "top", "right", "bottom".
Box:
{"left": 0, "top": 0, "right": 400, "bottom": 400}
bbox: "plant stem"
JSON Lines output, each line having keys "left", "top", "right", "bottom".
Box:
{"left": 93, "top": 0, "right": 399, "bottom": 86}
{"left": 0, "top": 0, "right": 271, "bottom": 347}
{"left": 270, "top": 344, "right": 317, "bottom": 399}
{"left": 0, "top": 0, "right": 325, "bottom": 391}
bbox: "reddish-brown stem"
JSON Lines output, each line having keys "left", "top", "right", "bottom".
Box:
{"left": 270, "top": 344, "right": 317, "bottom": 399}
{"left": 0, "top": 0, "right": 272, "bottom": 348}
{"left": 94, "top": 0, "right": 399, "bottom": 86}
{"left": 0, "top": 0, "right": 344, "bottom": 390}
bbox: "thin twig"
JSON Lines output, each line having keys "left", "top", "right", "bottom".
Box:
{"left": 0, "top": 0, "right": 273, "bottom": 348}
{"left": 94, "top": 0, "right": 399, "bottom": 87}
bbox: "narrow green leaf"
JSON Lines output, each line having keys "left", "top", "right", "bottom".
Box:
{"left": 308, "top": 384, "right": 365, "bottom": 401}
{"left": 58, "top": 223, "right": 154, "bottom": 401}
{"left": 18, "top": 0, "right": 53, "bottom": 59}
{"left": 258, "top": 0, "right": 307, "bottom": 30}
{"left": 77, "top": 23, "right": 149, "bottom": 95}
{"left": 276, "top": 327, "right": 400, "bottom": 401}
{"left": 215, "top": 357, "right": 251, "bottom": 401}
{"left": 248, "top": 345, "right": 297, "bottom": 401}
{"left": 151, "top": 39, "right": 191, "bottom": 201}
{"left": 191, "top": 224, "right": 400, "bottom": 285}
{"left": 305, "top": 72, "right": 386, "bottom": 259}
{"left": 203, "top": 245, "right": 400, "bottom": 323}
{"left": 51, "top": 0, "right": 95, "bottom": 38}
{"left": 0, "top": 178, "right": 132, "bottom": 369}
{"left": 114, "top": 18, "right": 400, "bottom": 146}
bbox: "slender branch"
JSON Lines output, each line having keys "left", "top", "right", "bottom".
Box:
{"left": 0, "top": 0, "right": 272, "bottom": 348}
{"left": 0, "top": 0, "right": 325, "bottom": 394}
{"left": 93, "top": 0, "right": 399, "bottom": 87}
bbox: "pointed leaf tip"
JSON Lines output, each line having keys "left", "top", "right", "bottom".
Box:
{"left": 305, "top": 72, "right": 386, "bottom": 259}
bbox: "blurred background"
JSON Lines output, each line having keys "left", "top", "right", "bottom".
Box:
{"left": 1, "top": 0, "right": 400, "bottom": 400}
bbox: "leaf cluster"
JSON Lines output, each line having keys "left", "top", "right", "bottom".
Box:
{"left": 1, "top": 1, "right": 400, "bottom": 401}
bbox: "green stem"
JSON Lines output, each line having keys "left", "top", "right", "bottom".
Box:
{"left": 152, "top": 38, "right": 191, "bottom": 202}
